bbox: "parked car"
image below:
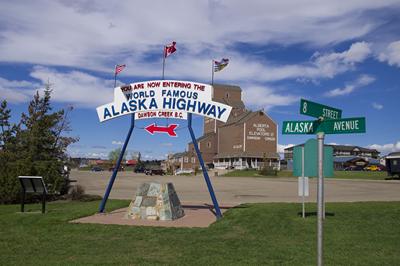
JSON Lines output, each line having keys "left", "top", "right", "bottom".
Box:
{"left": 377, "top": 164, "right": 387, "bottom": 171}
{"left": 364, "top": 165, "right": 381, "bottom": 171}
{"left": 175, "top": 168, "right": 194, "bottom": 175}
{"left": 344, "top": 165, "right": 364, "bottom": 171}
{"left": 133, "top": 166, "right": 146, "bottom": 173}
{"left": 144, "top": 169, "right": 165, "bottom": 175}
{"left": 108, "top": 165, "right": 124, "bottom": 171}
{"left": 91, "top": 166, "right": 103, "bottom": 172}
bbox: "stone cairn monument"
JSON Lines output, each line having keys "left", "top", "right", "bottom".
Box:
{"left": 125, "top": 182, "right": 185, "bottom": 221}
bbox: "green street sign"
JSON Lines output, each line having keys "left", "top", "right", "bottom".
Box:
{"left": 282, "top": 117, "right": 366, "bottom": 135}
{"left": 300, "top": 99, "right": 342, "bottom": 119}
{"left": 282, "top": 120, "right": 320, "bottom": 134}
{"left": 317, "top": 117, "right": 366, "bottom": 134}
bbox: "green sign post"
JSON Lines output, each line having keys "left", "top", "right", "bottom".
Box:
{"left": 317, "top": 117, "right": 365, "bottom": 134}
{"left": 300, "top": 98, "right": 342, "bottom": 119}
{"left": 282, "top": 117, "right": 366, "bottom": 135}
{"left": 282, "top": 99, "right": 366, "bottom": 266}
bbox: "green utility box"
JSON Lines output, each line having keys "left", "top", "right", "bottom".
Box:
{"left": 293, "top": 138, "right": 333, "bottom": 177}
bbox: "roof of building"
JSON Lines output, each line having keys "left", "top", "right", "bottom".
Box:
{"left": 222, "top": 110, "right": 270, "bottom": 127}
{"left": 386, "top": 152, "right": 400, "bottom": 159}
{"left": 188, "top": 132, "right": 215, "bottom": 145}
{"left": 333, "top": 156, "right": 358, "bottom": 163}
{"left": 218, "top": 96, "right": 246, "bottom": 109}
{"left": 170, "top": 151, "right": 192, "bottom": 159}
{"left": 214, "top": 151, "right": 280, "bottom": 159}
{"left": 368, "top": 158, "right": 381, "bottom": 164}
{"left": 212, "top": 84, "right": 242, "bottom": 92}
{"left": 284, "top": 144, "right": 379, "bottom": 153}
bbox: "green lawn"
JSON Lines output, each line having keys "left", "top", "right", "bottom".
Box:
{"left": 1, "top": 200, "right": 399, "bottom": 265}
{"left": 223, "top": 169, "right": 388, "bottom": 180}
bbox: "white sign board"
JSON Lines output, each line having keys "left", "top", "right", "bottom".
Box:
{"left": 134, "top": 110, "right": 187, "bottom": 120}
{"left": 298, "top": 176, "right": 309, "bottom": 197}
{"left": 96, "top": 80, "right": 232, "bottom": 123}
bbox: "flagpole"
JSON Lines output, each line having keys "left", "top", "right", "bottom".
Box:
{"left": 162, "top": 45, "right": 167, "bottom": 126}
{"left": 114, "top": 65, "right": 117, "bottom": 88}
{"left": 162, "top": 46, "right": 166, "bottom": 80}
{"left": 211, "top": 60, "right": 214, "bottom": 85}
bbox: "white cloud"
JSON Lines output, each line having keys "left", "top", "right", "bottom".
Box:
{"left": 325, "top": 74, "right": 375, "bottom": 97}
{"left": 111, "top": 140, "right": 123, "bottom": 145}
{"left": 30, "top": 66, "right": 114, "bottom": 107}
{"left": 0, "top": 77, "right": 39, "bottom": 103}
{"left": 0, "top": 66, "right": 125, "bottom": 106}
{"left": 0, "top": 1, "right": 396, "bottom": 75}
{"left": 368, "top": 141, "right": 400, "bottom": 154}
{"left": 378, "top": 40, "right": 400, "bottom": 67}
{"left": 161, "top": 143, "right": 173, "bottom": 147}
{"left": 372, "top": 102, "right": 383, "bottom": 110}
{"left": 67, "top": 147, "right": 108, "bottom": 159}
{"left": 242, "top": 85, "right": 298, "bottom": 110}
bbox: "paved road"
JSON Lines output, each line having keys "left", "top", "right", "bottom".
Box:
{"left": 71, "top": 170, "right": 400, "bottom": 205}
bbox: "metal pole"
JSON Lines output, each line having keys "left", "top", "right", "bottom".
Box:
{"left": 99, "top": 114, "right": 135, "bottom": 213}
{"left": 211, "top": 60, "right": 214, "bottom": 85}
{"left": 317, "top": 132, "right": 325, "bottom": 266}
{"left": 302, "top": 146, "right": 305, "bottom": 218}
{"left": 21, "top": 190, "right": 25, "bottom": 213}
{"left": 42, "top": 191, "right": 46, "bottom": 214}
{"left": 162, "top": 46, "right": 166, "bottom": 80}
{"left": 187, "top": 113, "right": 222, "bottom": 219}
{"left": 114, "top": 65, "right": 117, "bottom": 88}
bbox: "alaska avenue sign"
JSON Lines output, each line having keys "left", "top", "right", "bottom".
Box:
{"left": 282, "top": 100, "right": 365, "bottom": 135}
{"left": 282, "top": 117, "right": 366, "bottom": 134}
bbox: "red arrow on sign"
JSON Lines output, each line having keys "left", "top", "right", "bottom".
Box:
{"left": 144, "top": 123, "right": 178, "bottom": 137}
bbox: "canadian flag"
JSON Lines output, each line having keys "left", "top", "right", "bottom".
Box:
{"left": 164, "top": 41, "right": 177, "bottom": 58}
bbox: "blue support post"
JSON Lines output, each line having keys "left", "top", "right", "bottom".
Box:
{"left": 99, "top": 114, "right": 135, "bottom": 213}
{"left": 187, "top": 113, "right": 222, "bottom": 219}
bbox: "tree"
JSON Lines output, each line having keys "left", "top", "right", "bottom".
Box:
{"left": 0, "top": 100, "right": 17, "bottom": 149}
{"left": 0, "top": 85, "right": 78, "bottom": 203}
{"left": 108, "top": 147, "right": 127, "bottom": 164}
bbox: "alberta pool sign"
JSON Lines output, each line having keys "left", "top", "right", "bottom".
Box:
{"left": 96, "top": 80, "right": 232, "bottom": 219}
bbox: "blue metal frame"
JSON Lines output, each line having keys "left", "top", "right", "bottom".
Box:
{"left": 99, "top": 114, "right": 135, "bottom": 213}
{"left": 98, "top": 112, "right": 222, "bottom": 219}
{"left": 187, "top": 113, "right": 222, "bottom": 218}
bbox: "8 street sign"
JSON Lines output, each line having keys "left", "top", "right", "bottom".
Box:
{"left": 282, "top": 117, "right": 366, "bottom": 135}
{"left": 300, "top": 99, "right": 342, "bottom": 119}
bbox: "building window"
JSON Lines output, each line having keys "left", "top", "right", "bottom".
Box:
{"left": 184, "top": 157, "right": 188, "bottom": 163}
{"left": 191, "top": 157, "right": 196, "bottom": 163}
{"left": 207, "top": 142, "right": 211, "bottom": 148}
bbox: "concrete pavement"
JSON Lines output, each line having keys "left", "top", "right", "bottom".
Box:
{"left": 71, "top": 170, "right": 400, "bottom": 206}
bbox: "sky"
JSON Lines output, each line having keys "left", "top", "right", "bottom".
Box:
{"left": 1, "top": 0, "right": 400, "bottom": 159}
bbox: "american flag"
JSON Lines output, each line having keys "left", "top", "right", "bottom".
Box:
{"left": 164, "top": 41, "right": 177, "bottom": 58}
{"left": 115, "top": 64, "right": 126, "bottom": 75}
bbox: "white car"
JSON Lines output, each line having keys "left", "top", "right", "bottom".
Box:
{"left": 175, "top": 168, "right": 194, "bottom": 175}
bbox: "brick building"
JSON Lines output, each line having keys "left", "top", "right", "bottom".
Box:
{"left": 168, "top": 84, "right": 279, "bottom": 171}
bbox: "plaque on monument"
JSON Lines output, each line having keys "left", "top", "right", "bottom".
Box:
{"left": 125, "top": 182, "right": 185, "bottom": 221}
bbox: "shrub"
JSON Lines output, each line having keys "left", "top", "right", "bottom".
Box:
{"left": 259, "top": 165, "right": 278, "bottom": 176}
